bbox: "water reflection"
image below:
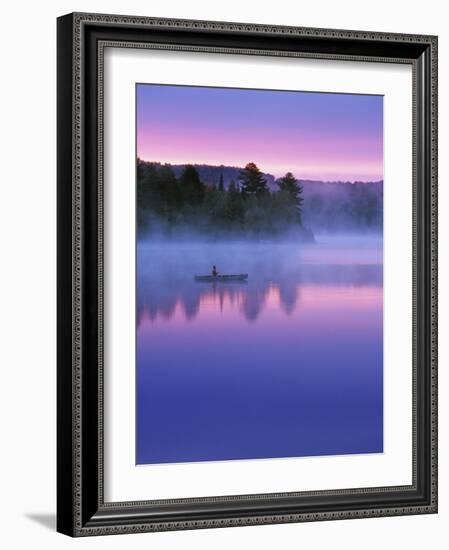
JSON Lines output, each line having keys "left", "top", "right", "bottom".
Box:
{"left": 136, "top": 238, "right": 384, "bottom": 464}
{"left": 137, "top": 262, "right": 382, "bottom": 324}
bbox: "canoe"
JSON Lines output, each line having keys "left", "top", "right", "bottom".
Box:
{"left": 194, "top": 274, "right": 248, "bottom": 282}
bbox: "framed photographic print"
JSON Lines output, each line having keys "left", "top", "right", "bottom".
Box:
{"left": 57, "top": 12, "right": 438, "bottom": 536}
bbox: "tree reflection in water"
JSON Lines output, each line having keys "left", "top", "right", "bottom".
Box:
{"left": 137, "top": 262, "right": 382, "bottom": 325}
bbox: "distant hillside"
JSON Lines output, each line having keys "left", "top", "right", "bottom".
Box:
{"left": 142, "top": 161, "right": 277, "bottom": 189}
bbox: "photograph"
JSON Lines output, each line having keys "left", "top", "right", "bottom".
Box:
{"left": 54, "top": 9, "right": 438, "bottom": 537}
{"left": 135, "top": 84, "right": 384, "bottom": 465}
{"left": 0, "top": 0, "right": 443, "bottom": 546}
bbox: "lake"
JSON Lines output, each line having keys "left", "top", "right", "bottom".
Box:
{"left": 136, "top": 236, "right": 383, "bottom": 464}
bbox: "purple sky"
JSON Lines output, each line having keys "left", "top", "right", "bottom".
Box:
{"left": 137, "top": 84, "right": 383, "bottom": 182}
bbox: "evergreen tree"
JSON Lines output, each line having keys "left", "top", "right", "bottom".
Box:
{"left": 157, "top": 164, "right": 181, "bottom": 212}
{"left": 238, "top": 162, "right": 269, "bottom": 198}
{"left": 136, "top": 159, "right": 317, "bottom": 238}
{"left": 225, "top": 180, "right": 244, "bottom": 225}
{"left": 277, "top": 172, "right": 303, "bottom": 223}
{"left": 137, "top": 162, "right": 164, "bottom": 212}
{"left": 180, "top": 165, "right": 205, "bottom": 205}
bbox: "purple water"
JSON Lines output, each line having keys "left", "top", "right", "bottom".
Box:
{"left": 136, "top": 237, "right": 383, "bottom": 464}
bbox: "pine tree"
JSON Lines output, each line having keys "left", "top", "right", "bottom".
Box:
{"left": 238, "top": 162, "right": 269, "bottom": 198}
{"left": 277, "top": 172, "right": 304, "bottom": 223}
{"left": 157, "top": 164, "right": 181, "bottom": 212}
{"left": 226, "top": 179, "right": 244, "bottom": 225}
{"left": 180, "top": 165, "right": 205, "bottom": 205}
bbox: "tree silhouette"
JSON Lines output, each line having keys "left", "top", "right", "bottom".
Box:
{"left": 136, "top": 160, "right": 318, "bottom": 238}
{"left": 180, "top": 165, "right": 205, "bottom": 205}
{"left": 277, "top": 172, "right": 303, "bottom": 223}
{"left": 238, "top": 162, "right": 269, "bottom": 198}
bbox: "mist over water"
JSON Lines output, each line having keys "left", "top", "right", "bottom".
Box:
{"left": 137, "top": 236, "right": 382, "bottom": 323}
{"left": 136, "top": 234, "right": 383, "bottom": 464}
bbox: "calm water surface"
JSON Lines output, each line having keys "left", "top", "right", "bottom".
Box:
{"left": 136, "top": 237, "right": 383, "bottom": 464}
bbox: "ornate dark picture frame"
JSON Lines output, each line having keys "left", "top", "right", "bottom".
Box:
{"left": 57, "top": 12, "right": 438, "bottom": 537}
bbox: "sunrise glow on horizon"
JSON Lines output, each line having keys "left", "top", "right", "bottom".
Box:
{"left": 136, "top": 84, "right": 384, "bottom": 182}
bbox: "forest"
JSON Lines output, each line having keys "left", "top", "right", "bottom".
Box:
{"left": 137, "top": 159, "right": 383, "bottom": 239}
{"left": 137, "top": 159, "right": 312, "bottom": 239}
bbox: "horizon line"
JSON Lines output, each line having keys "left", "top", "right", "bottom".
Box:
{"left": 138, "top": 158, "right": 384, "bottom": 184}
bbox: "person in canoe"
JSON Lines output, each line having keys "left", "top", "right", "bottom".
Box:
{"left": 212, "top": 265, "right": 218, "bottom": 277}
